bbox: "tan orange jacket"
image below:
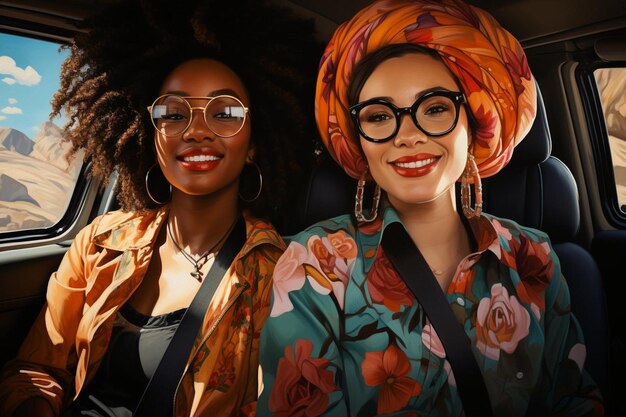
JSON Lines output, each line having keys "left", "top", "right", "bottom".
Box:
{"left": 0, "top": 207, "right": 285, "bottom": 416}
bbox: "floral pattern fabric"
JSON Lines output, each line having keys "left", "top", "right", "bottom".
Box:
{"left": 258, "top": 206, "right": 603, "bottom": 417}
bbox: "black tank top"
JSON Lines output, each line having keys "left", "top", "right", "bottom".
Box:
{"left": 65, "top": 303, "right": 186, "bottom": 417}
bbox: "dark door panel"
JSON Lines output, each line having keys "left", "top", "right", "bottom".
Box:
{"left": 0, "top": 246, "right": 68, "bottom": 366}
{"left": 591, "top": 230, "right": 626, "bottom": 417}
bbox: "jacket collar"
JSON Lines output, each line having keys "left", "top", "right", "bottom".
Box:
{"left": 92, "top": 207, "right": 168, "bottom": 251}
{"left": 92, "top": 206, "right": 284, "bottom": 258}
{"left": 238, "top": 212, "right": 285, "bottom": 258}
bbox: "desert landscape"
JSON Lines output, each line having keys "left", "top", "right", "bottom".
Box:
{"left": 595, "top": 67, "right": 626, "bottom": 208}
{"left": 0, "top": 122, "right": 83, "bottom": 232}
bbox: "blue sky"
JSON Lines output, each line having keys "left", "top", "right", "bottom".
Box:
{"left": 0, "top": 33, "right": 69, "bottom": 139}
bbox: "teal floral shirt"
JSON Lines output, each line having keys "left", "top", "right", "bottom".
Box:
{"left": 258, "top": 206, "right": 603, "bottom": 417}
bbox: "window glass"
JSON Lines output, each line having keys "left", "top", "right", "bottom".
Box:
{"left": 594, "top": 67, "right": 626, "bottom": 211}
{"left": 0, "top": 33, "right": 82, "bottom": 233}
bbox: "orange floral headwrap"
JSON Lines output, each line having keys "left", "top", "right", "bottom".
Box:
{"left": 315, "top": 0, "right": 537, "bottom": 179}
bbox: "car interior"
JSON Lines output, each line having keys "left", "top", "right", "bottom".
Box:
{"left": 1, "top": 0, "right": 625, "bottom": 416}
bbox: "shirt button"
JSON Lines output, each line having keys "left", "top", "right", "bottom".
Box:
{"left": 516, "top": 371, "right": 524, "bottom": 379}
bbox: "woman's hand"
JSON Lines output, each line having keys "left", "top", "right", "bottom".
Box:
{"left": 12, "top": 397, "right": 55, "bottom": 417}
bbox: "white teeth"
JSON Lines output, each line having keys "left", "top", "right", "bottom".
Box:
{"left": 394, "top": 158, "right": 437, "bottom": 168}
{"left": 182, "top": 155, "right": 221, "bottom": 162}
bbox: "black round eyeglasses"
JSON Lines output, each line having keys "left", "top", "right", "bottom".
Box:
{"left": 349, "top": 90, "right": 465, "bottom": 143}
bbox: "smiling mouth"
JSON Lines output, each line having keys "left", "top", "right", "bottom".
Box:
{"left": 181, "top": 155, "right": 222, "bottom": 162}
{"left": 392, "top": 157, "right": 438, "bottom": 169}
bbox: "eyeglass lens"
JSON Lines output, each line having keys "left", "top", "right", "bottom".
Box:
{"left": 151, "top": 95, "right": 246, "bottom": 137}
{"left": 357, "top": 94, "right": 458, "bottom": 140}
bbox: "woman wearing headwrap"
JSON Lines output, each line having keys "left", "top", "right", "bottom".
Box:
{"left": 257, "top": 0, "right": 604, "bottom": 416}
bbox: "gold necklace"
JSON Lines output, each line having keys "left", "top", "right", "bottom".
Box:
{"left": 167, "top": 219, "right": 237, "bottom": 282}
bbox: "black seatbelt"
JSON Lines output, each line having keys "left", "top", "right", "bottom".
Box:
{"left": 133, "top": 216, "right": 247, "bottom": 417}
{"left": 381, "top": 222, "right": 494, "bottom": 417}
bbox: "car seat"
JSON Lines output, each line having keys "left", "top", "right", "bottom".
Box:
{"left": 480, "top": 87, "right": 610, "bottom": 406}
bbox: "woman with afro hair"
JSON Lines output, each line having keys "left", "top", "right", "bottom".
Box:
{"left": 0, "top": 0, "right": 322, "bottom": 416}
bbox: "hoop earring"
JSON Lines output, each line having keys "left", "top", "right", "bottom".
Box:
{"left": 239, "top": 161, "right": 263, "bottom": 203}
{"left": 145, "top": 163, "right": 172, "bottom": 205}
{"left": 354, "top": 166, "right": 381, "bottom": 223}
{"left": 461, "top": 153, "right": 482, "bottom": 218}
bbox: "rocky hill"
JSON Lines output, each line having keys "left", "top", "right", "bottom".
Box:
{"left": 0, "top": 127, "right": 34, "bottom": 155}
{"left": 0, "top": 123, "right": 82, "bottom": 232}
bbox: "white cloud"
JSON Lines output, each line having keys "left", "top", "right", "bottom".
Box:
{"left": 2, "top": 77, "right": 16, "bottom": 85}
{"left": 0, "top": 56, "right": 42, "bottom": 86}
{"left": 8, "top": 98, "right": 17, "bottom": 104}
{"left": 0, "top": 115, "right": 6, "bottom": 120}
{"left": 1, "top": 106, "right": 22, "bottom": 115}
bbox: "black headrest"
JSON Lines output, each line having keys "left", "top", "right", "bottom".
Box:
{"left": 505, "top": 85, "right": 552, "bottom": 168}
{"left": 482, "top": 84, "right": 580, "bottom": 242}
{"left": 291, "top": 155, "right": 356, "bottom": 235}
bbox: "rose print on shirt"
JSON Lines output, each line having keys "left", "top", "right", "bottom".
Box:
{"left": 367, "top": 248, "right": 415, "bottom": 312}
{"left": 361, "top": 344, "right": 422, "bottom": 415}
{"left": 327, "top": 230, "right": 358, "bottom": 259}
{"left": 500, "top": 230, "right": 553, "bottom": 319}
{"left": 309, "top": 237, "right": 337, "bottom": 281}
{"left": 307, "top": 232, "right": 357, "bottom": 281}
{"left": 269, "top": 339, "right": 336, "bottom": 417}
{"left": 476, "top": 283, "right": 530, "bottom": 360}
{"left": 513, "top": 237, "right": 553, "bottom": 318}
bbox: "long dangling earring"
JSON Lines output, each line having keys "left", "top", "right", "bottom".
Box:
{"left": 461, "top": 153, "right": 482, "bottom": 218}
{"left": 145, "top": 163, "right": 172, "bottom": 205}
{"left": 354, "top": 166, "right": 381, "bottom": 222}
{"left": 239, "top": 161, "right": 263, "bottom": 203}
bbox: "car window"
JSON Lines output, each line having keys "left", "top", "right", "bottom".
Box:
{"left": 0, "top": 32, "right": 83, "bottom": 234}
{"left": 594, "top": 67, "right": 626, "bottom": 212}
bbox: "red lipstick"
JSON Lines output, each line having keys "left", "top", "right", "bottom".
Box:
{"left": 177, "top": 148, "right": 223, "bottom": 171}
{"left": 389, "top": 153, "right": 440, "bottom": 177}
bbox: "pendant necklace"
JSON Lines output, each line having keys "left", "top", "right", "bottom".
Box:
{"left": 167, "top": 219, "right": 237, "bottom": 282}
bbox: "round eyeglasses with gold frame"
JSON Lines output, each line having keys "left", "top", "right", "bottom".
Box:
{"left": 147, "top": 94, "right": 249, "bottom": 138}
